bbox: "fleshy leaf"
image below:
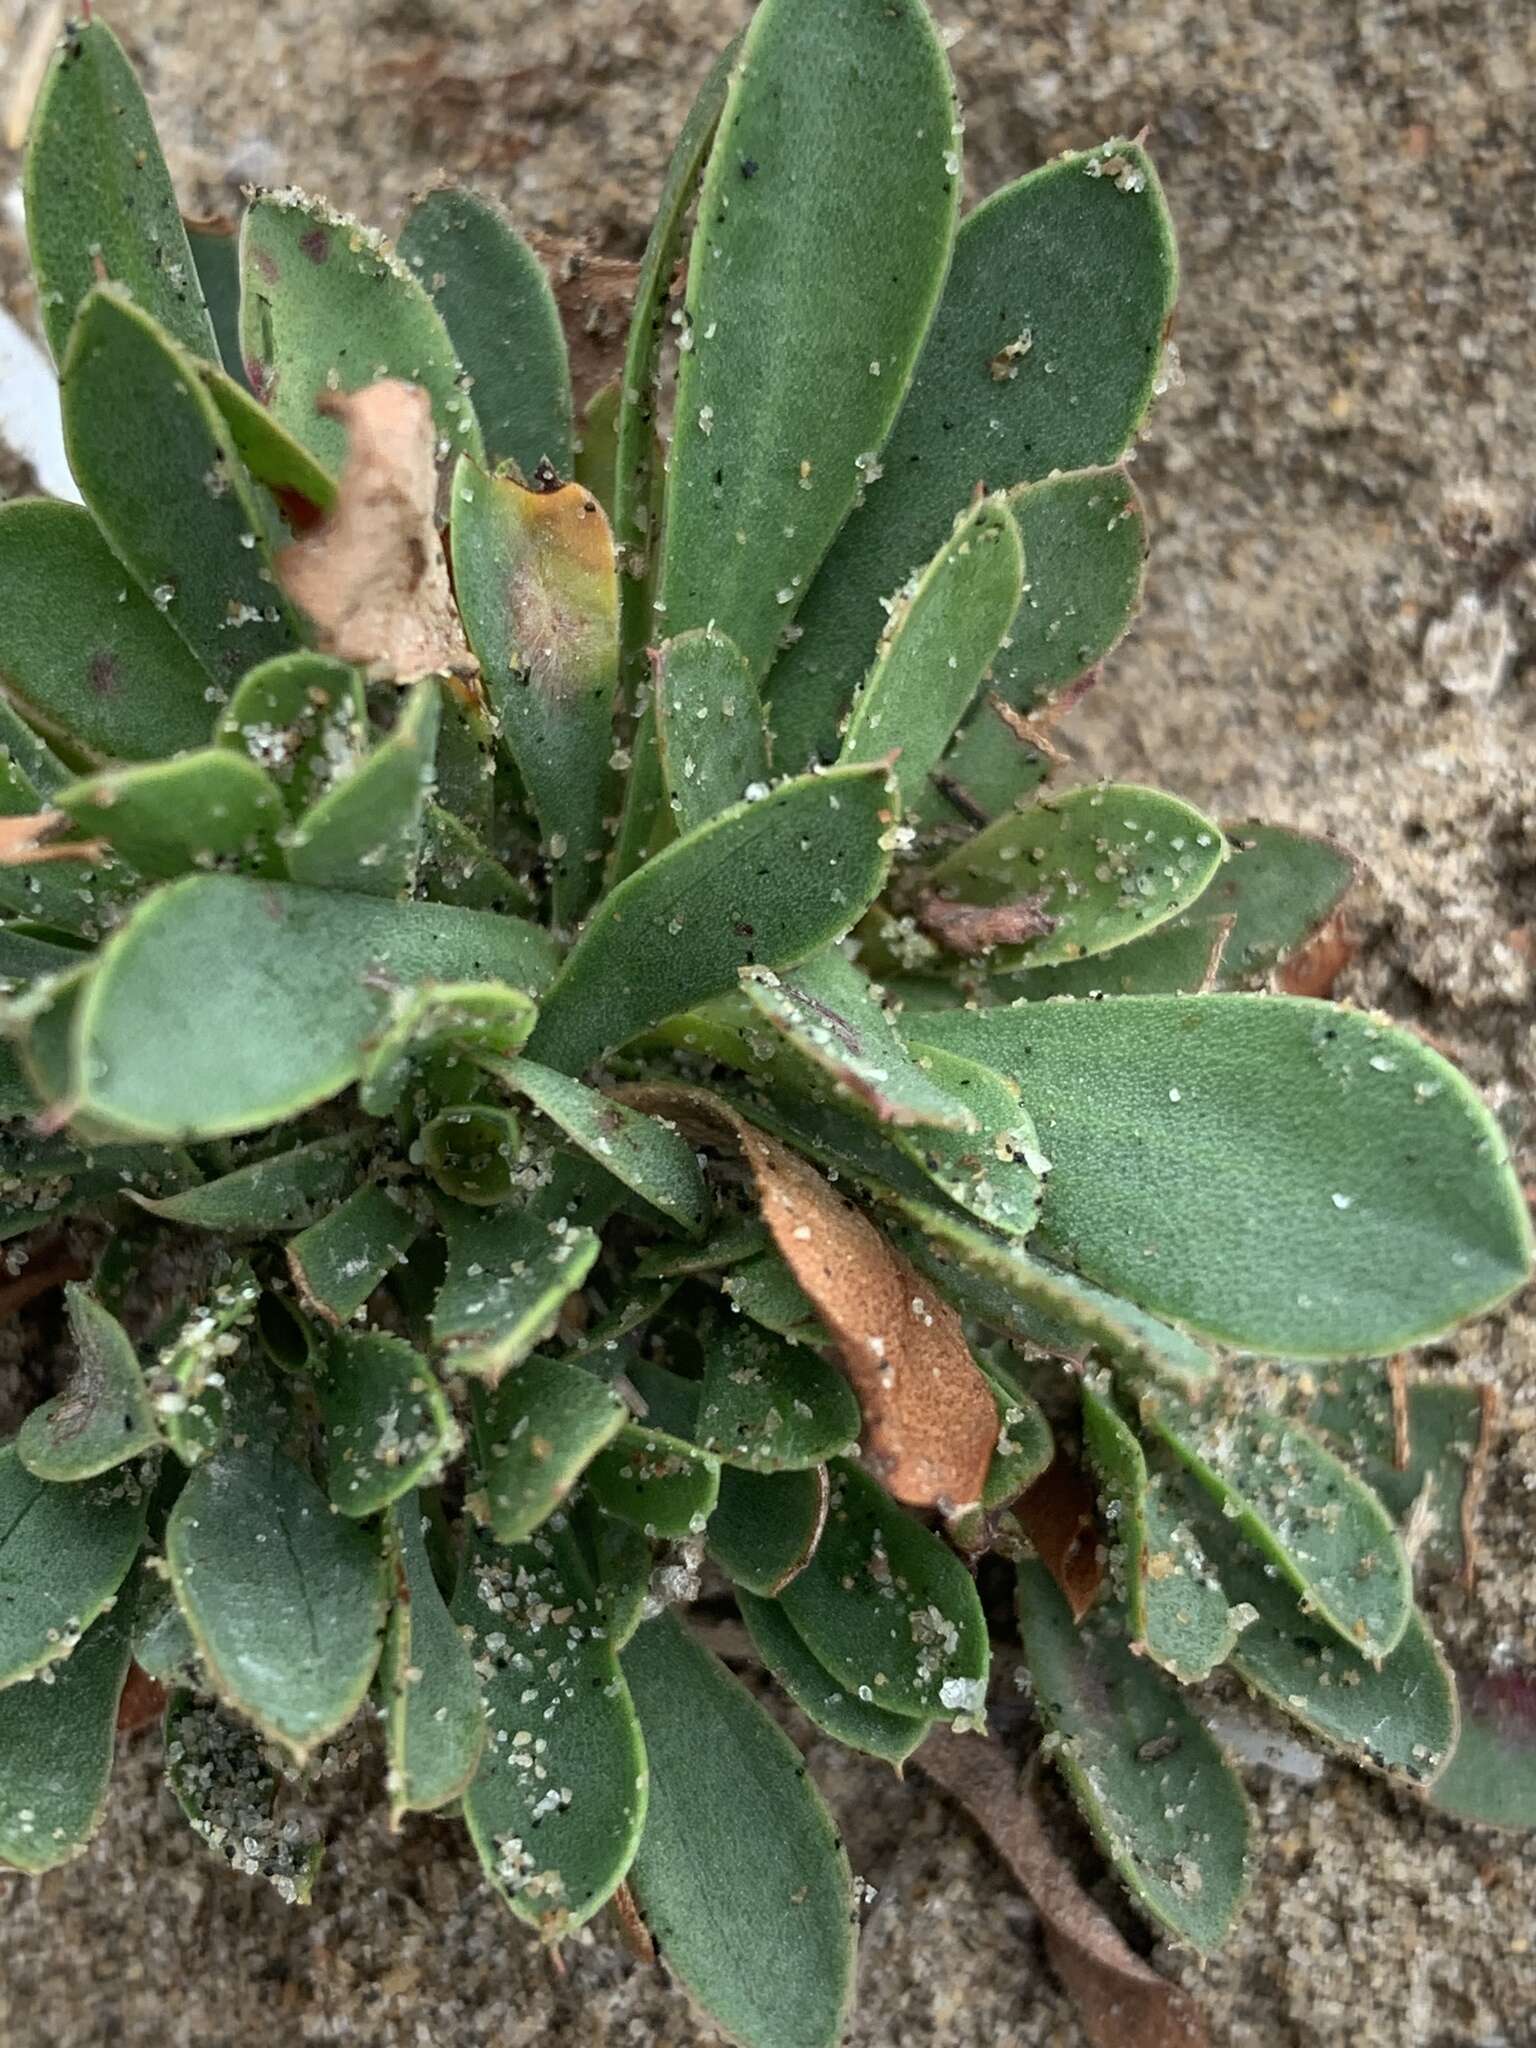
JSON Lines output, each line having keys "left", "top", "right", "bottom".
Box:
{"left": 455, "top": 1522, "right": 647, "bottom": 1930}
{"left": 214, "top": 652, "right": 368, "bottom": 816}
{"left": 73, "top": 875, "right": 557, "bottom": 1141}
{"left": 16, "top": 1284, "right": 159, "bottom": 1481}
{"left": 1016, "top": 1558, "right": 1251, "bottom": 1951}
{"left": 24, "top": 18, "right": 218, "bottom": 366}
{"left": 1428, "top": 1667, "right": 1536, "bottom": 1828}
{"left": 976, "top": 1355, "right": 1054, "bottom": 1512}
{"left": 908, "top": 995, "right": 1534, "bottom": 1356}
{"left": 132, "top": 1131, "right": 371, "bottom": 1234}
{"left": 0, "top": 501, "right": 218, "bottom": 762}
{"left": 572, "top": 381, "right": 620, "bottom": 514}
{"left": 319, "top": 1330, "right": 457, "bottom": 1515}
{"left": 195, "top": 360, "right": 339, "bottom": 520}
{"left": 622, "top": 1610, "right": 856, "bottom": 2048}
{"left": 399, "top": 185, "right": 573, "bottom": 479}
{"left": 691, "top": 1310, "right": 860, "bottom": 1471}
{"left": 379, "top": 1496, "right": 485, "bottom": 1821}
{"left": 1080, "top": 1382, "right": 1233, "bottom": 1682}
{"left": 652, "top": 627, "right": 772, "bottom": 838}
{"left": 660, "top": 0, "right": 959, "bottom": 685}
{"left": 240, "top": 190, "right": 482, "bottom": 473}
{"left": 164, "top": 1690, "right": 322, "bottom": 1900}
{"left": 738, "top": 1588, "right": 928, "bottom": 1767}
{"left": 60, "top": 288, "right": 298, "bottom": 687}
{"left": 706, "top": 1464, "right": 828, "bottom": 1596}
{"left": 720, "top": 1247, "right": 823, "bottom": 1343}
{"left": 450, "top": 464, "right": 619, "bottom": 922}
{"left": 165, "top": 1438, "right": 387, "bottom": 1760}
{"left": 766, "top": 140, "right": 1177, "bottom": 769}
{"left": 287, "top": 1183, "right": 421, "bottom": 1327}
{"left": 739, "top": 944, "right": 976, "bottom": 1129}
{"left": 184, "top": 213, "right": 250, "bottom": 386}
{"left": 572, "top": 1499, "right": 652, "bottom": 1652}
{"left": 145, "top": 1264, "right": 261, "bottom": 1467}
{"left": 432, "top": 1183, "right": 604, "bottom": 1383}
{"left": 526, "top": 762, "right": 894, "bottom": 1075}
{"left": 885, "top": 1042, "right": 1045, "bottom": 1238}
{"left": 839, "top": 493, "right": 1025, "bottom": 812}
{"left": 358, "top": 980, "right": 537, "bottom": 1118}
{"left": 56, "top": 750, "right": 285, "bottom": 880}
{"left": 586, "top": 1424, "right": 721, "bottom": 1539}
{"left": 489, "top": 1058, "right": 710, "bottom": 1237}
{"left": 0, "top": 1445, "right": 148, "bottom": 1686}
{"left": 1136, "top": 1384, "right": 1411, "bottom": 1661}
{"left": 918, "top": 785, "right": 1225, "bottom": 968}
{"left": 470, "top": 1353, "right": 626, "bottom": 1543}
{"left": 131, "top": 1577, "right": 197, "bottom": 1683}
{"left": 0, "top": 1596, "right": 133, "bottom": 1873}
{"left": 284, "top": 678, "right": 439, "bottom": 896}
{"left": 421, "top": 1103, "right": 525, "bottom": 1206}
{"left": 777, "top": 1459, "right": 988, "bottom": 1721}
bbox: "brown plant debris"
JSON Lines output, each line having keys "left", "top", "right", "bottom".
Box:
{"left": 915, "top": 1729, "right": 1208, "bottom": 2048}
{"left": 615, "top": 1084, "right": 997, "bottom": 1510}
{"left": 275, "top": 380, "right": 474, "bottom": 679}
{"left": 1012, "top": 1452, "right": 1104, "bottom": 1621}
{"left": 914, "top": 889, "right": 1059, "bottom": 958}
{"left": 0, "top": 812, "right": 105, "bottom": 865}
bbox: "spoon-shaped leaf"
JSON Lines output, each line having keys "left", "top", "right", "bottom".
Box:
{"left": 432, "top": 1189, "right": 604, "bottom": 1384}
{"left": 379, "top": 1497, "right": 485, "bottom": 1822}
{"left": 16, "top": 1285, "right": 159, "bottom": 1482}
{"left": 706, "top": 1464, "right": 829, "bottom": 1596}
{"left": 287, "top": 1183, "right": 420, "bottom": 1327}
{"left": 56, "top": 750, "right": 286, "bottom": 880}
{"left": 470, "top": 1354, "right": 627, "bottom": 1543}
{"left": 652, "top": 627, "right": 772, "bottom": 838}
{"left": 738, "top": 1588, "right": 929, "bottom": 1768}
{"left": 285, "top": 679, "right": 440, "bottom": 898}
{"left": 0, "top": 1444, "right": 149, "bottom": 1685}
{"left": 215, "top": 653, "right": 368, "bottom": 816}
{"left": 319, "top": 1331, "right": 457, "bottom": 1516}
{"left": 131, "top": 1131, "right": 372, "bottom": 1235}
{"left": 586, "top": 1424, "right": 721, "bottom": 1539}
{"left": 0, "top": 1596, "right": 133, "bottom": 1873}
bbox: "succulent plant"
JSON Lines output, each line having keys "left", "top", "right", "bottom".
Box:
{"left": 0, "top": 4, "right": 1529, "bottom": 2043}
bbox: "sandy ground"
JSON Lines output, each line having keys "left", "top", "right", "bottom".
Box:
{"left": 0, "top": 0, "right": 1533, "bottom": 2042}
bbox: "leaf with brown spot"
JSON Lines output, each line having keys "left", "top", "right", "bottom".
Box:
{"left": 1013, "top": 1450, "right": 1104, "bottom": 1621}
{"left": 615, "top": 1083, "right": 996, "bottom": 1511}
{"left": 275, "top": 380, "right": 472, "bottom": 679}
{"left": 915, "top": 1729, "right": 1208, "bottom": 2048}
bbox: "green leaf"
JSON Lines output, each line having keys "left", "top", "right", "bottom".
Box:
{"left": 909, "top": 995, "right": 1535, "bottom": 1356}
{"left": 184, "top": 212, "right": 248, "bottom": 386}
{"left": 571, "top": 1499, "right": 652, "bottom": 1652}
{"left": 983, "top": 912, "right": 1229, "bottom": 1002}
{"left": 739, "top": 944, "right": 975, "bottom": 1130}
{"left": 527, "top": 761, "right": 894, "bottom": 1074}
{"left": 1135, "top": 1384, "right": 1411, "bottom": 1661}
{"left": 691, "top": 1312, "right": 860, "bottom": 1472}
{"left": 907, "top": 694, "right": 1050, "bottom": 835}
{"left": 572, "top": 381, "right": 620, "bottom": 515}
{"left": 284, "top": 680, "right": 440, "bottom": 897}
{"left": 1080, "top": 1382, "right": 1233, "bottom": 1682}
{"left": 622, "top": 1610, "right": 855, "bottom": 2048}
{"left": 1428, "top": 1667, "right": 1536, "bottom": 1828}
{"left": 450, "top": 463, "right": 618, "bottom": 925}
{"left": 240, "top": 190, "right": 482, "bottom": 473}
{"left": 899, "top": 1222, "right": 1218, "bottom": 1388}
{"left": 287, "top": 1182, "right": 420, "bottom": 1327}
{"left": 840, "top": 494, "right": 1025, "bottom": 812}
{"left": 470, "top": 1355, "right": 626, "bottom": 1543}
{"left": 399, "top": 186, "right": 572, "bottom": 479}
{"left": 490, "top": 1057, "right": 710, "bottom": 1237}
{"left": 24, "top": 18, "right": 218, "bottom": 366}
{"left": 738, "top": 1588, "right": 928, "bottom": 1768}
{"left": 166, "top": 1438, "right": 387, "bottom": 1759}
{"left": 634, "top": 1215, "right": 768, "bottom": 1281}
{"left": 660, "top": 0, "right": 959, "bottom": 687}
{"left": 720, "top": 1248, "right": 823, "bottom": 1343}
{"left": 455, "top": 1522, "right": 646, "bottom": 1930}
{"left": 358, "top": 980, "right": 536, "bottom": 1118}
{"left": 920, "top": 784, "right": 1225, "bottom": 969}
{"left": 767, "top": 140, "right": 1177, "bottom": 770}
{"left": 16, "top": 1285, "right": 158, "bottom": 1481}
{"left": 132, "top": 1130, "right": 371, "bottom": 1234}
{"left": 432, "top": 1188, "right": 603, "bottom": 1383}
{"left": 57, "top": 750, "right": 285, "bottom": 880}
{"left": 420, "top": 1103, "right": 524, "bottom": 1206}
{"left": 0, "top": 501, "right": 218, "bottom": 762}
{"left": 706, "top": 1464, "right": 828, "bottom": 1596}
{"left": 195, "top": 360, "right": 339, "bottom": 518}
{"left": 145, "top": 1263, "right": 261, "bottom": 1466}
{"left": 0, "top": 1444, "right": 148, "bottom": 1686}
{"left": 777, "top": 1460, "right": 988, "bottom": 1720}
{"left": 1016, "top": 1558, "right": 1251, "bottom": 1951}
{"left": 418, "top": 805, "right": 536, "bottom": 915}
{"left": 131, "top": 1574, "right": 196, "bottom": 1682}
{"left": 976, "top": 1356, "right": 1053, "bottom": 1512}
{"left": 164, "top": 1689, "right": 323, "bottom": 1900}
{"left": 0, "top": 1596, "right": 133, "bottom": 1873}
{"left": 379, "top": 1497, "right": 486, "bottom": 1821}
{"left": 215, "top": 653, "right": 368, "bottom": 816}
{"left": 885, "top": 1042, "right": 1045, "bottom": 1238}
{"left": 652, "top": 627, "right": 772, "bottom": 838}
{"left": 1305, "top": 1365, "right": 1490, "bottom": 1574}
{"left": 586, "top": 1424, "right": 721, "bottom": 1539}
{"left": 74, "top": 875, "right": 558, "bottom": 1141}
{"left": 1186, "top": 1493, "right": 1458, "bottom": 1783}
{"left": 319, "top": 1331, "right": 457, "bottom": 1516}
{"left": 60, "top": 288, "right": 298, "bottom": 688}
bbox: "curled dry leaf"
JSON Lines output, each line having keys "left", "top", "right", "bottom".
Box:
{"left": 0, "top": 811, "right": 105, "bottom": 865}
{"left": 611, "top": 1879, "right": 657, "bottom": 1965}
{"left": 616, "top": 1084, "right": 996, "bottom": 1511}
{"left": 276, "top": 379, "right": 473, "bottom": 679}
{"left": 915, "top": 889, "right": 1058, "bottom": 958}
{"left": 915, "top": 1728, "right": 1207, "bottom": 2048}
{"left": 1013, "top": 1451, "right": 1104, "bottom": 1622}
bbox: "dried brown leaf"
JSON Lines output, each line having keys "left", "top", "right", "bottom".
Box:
{"left": 1276, "top": 912, "right": 1357, "bottom": 997}
{"left": 615, "top": 1084, "right": 997, "bottom": 1510}
{"left": 915, "top": 1728, "right": 1208, "bottom": 2048}
{"left": 1013, "top": 1452, "right": 1104, "bottom": 1622}
{"left": 0, "top": 812, "right": 105, "bottom": 865}
{"left": 275, "top": 379, "right": 473, "bottom": 678}
{"left": 611, "top": 1880, "right": 656, "bottom": 1966}
{"left": 915, "top": 889, "right": 1058, "bottom": 957}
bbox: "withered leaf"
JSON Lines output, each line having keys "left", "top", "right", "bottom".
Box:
{"left": 915, "top": 889, "right": 1058, "bottom": 957}
{"left": 616, "top": 1084, "right": 996, "bottom": 1511}
{"left": 1013, "top": 1451, "right": 1104, "bottom": 1622}
{"left": 0, "top": 811, "right": 104, "bottom": 865}
{"left": 915, "top": 1728, "right": 1208, "bottom": 2048}
{"left": 276, "top": 379, "right": 473, "bottom": 679}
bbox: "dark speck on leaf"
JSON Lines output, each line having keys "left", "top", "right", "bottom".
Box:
{"left": 87, "top": 650, "right": 119, "bottom": 699}
{"left": 299, "top": 228, "right": 330, "bottom": 264}
{"left": 740, "top": 157, "right": 760, "bottom": 179}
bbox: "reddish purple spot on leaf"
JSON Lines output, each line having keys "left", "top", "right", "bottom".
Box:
{"left": 87, "top": 650, "right": 119, "bottom": 698}
{"left": 299, "top": 229, "right": 331, "bottom": 265}
{"left": 251, "top": 247, "right": 280, "bottom": 284}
